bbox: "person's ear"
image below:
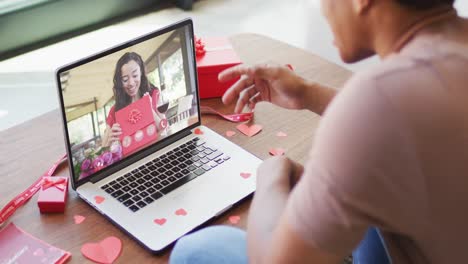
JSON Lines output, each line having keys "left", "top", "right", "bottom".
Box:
{"left": 352, "top": 0, "right": 372, "bottom": 15}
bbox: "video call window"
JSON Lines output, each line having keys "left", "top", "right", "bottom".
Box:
{"left": 60, "top": 26, "right": 198, "bottom": 182}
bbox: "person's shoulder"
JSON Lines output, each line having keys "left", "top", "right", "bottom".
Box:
{"left": 344, "top": 55, "right": 417, "bottom": 90}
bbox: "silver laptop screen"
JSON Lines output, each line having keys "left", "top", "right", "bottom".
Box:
{"left": 59, "top": 24, "right": 199, "bottom": 184}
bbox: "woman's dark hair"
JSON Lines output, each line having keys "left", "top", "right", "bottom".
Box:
{"left": 113, "top": 52, "right": 153, "bottom": 111}
{"left": 396, "top": 0, "right": 455, "bottom": 10}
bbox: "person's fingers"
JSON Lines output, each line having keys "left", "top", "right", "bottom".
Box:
{"left": 218, "top": 64, "right": 251, "bottom": 82}
{"left": 222, "top": 75, "right": 254, "bottom": 105}
{"left": 250, "top": 64, "right": 281, "bottom": 80}
{"left": 235, "top": 85, "right": 258, "bottom": 113}
{"left": 248, "top": 92, "right": 262, "bottom": 110}
{"left": 111, "top": 126, "right": 122, "bottom": 132}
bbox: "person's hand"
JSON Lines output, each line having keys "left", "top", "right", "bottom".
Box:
{"left": 256, "top": 156, "right": 304, "bottom": 193}
{"left": 219, "top": 64, "right": 308, "bottom": 113}
{"left": 109, "top": 123, "right": 122, "bottom": 143}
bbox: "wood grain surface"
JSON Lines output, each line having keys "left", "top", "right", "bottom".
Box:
{"left": 0, "top": 33, "right": 352, "bottom": 263}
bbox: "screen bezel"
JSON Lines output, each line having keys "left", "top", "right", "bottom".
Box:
{"left": 55, "top": 18, "right": 201, "bottom": 190}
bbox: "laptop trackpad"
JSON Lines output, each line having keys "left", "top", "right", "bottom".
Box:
{"left": 169, "top": 176, "right": 237, "bottom": 217}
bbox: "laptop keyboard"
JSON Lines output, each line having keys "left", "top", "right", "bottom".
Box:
{"left": 100, "top": 137, "right": 230, "bottom": 212}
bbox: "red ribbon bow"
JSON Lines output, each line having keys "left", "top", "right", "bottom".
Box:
{"left": 128, "top": 109, "right": 143, "bottom": 124}
{"left": 42, "top": 178, "right": 67, "bottom": 191}
{"left": 195, "top": 37, "right": 206, "bottom": 57}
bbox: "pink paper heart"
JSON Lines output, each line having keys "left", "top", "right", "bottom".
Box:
{"left": 229, "top": 215, "right": 240, "bottom": 225}
{"left": 269, "top": 148, "right": 285, "bottom": 156}
{"left": 81, "top": 236, "right": 122, "bottom": 264}
{"left": 194, "top": 128, "right": 203, "bottom": 135}
{"left": 276, "top": 131, "right": 288, "bottom": 137}
{"left": 154, "top": 218, "right": 167, "bottom": 226}
{"left": 74, "top": 215, "right": 86, "bottom": 224}
{"left": 94, "top": 196, "right": 105, "bottom": 204}
{"left": 236, "top": 124, "right": 262, "bottom": 137}
{"left": 240, "top": 172, "right": 251, "bottom": 179}
{"left": 225, "top": 130, "right": 236, "bottom": 137}
{"left": 175, "top": 208, "right": 187, "bottom": 216}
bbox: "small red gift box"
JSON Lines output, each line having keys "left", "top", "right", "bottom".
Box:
{"left": 116, "top": 95, "right": 158, "bottom": 156}
{"left": 196, "top": 37, "right": 242, "bottom": 99}
{"left": 37, "top": 177, "right": 68, "bottom": 213}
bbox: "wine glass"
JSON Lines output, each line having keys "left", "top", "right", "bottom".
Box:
{"left": 155, "top": 85, "right": 169, "bottom": 134}
{"left": 156, "top": 85, "right": 170, "bottom": 114}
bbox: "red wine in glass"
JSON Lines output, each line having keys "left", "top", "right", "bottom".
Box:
{"left": 157, "top": 102, "right": 169, "bottom": 113}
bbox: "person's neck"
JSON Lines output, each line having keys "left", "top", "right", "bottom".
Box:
{"left": 370, "top": 5, "right": 457, "bottom": 58}
{"left": 131, "top": 95, "right": 140, "bottom": 103}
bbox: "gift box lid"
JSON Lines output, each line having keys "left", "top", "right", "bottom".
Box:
{"left": 37, "top": 177, "right": 68, "bottom": 204}
{"left": 115, "top": 95, "right": 154, "bottom": 136}
{"left": 196, "top": 37, "right": 241, "bottom": 74}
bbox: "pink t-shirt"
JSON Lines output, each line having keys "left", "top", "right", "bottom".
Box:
{"left": 287, "top": 34, "right": 468, "bottom": 263}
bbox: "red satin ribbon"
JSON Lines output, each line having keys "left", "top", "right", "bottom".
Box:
{"left": 200, "top": 106, "right": 253, "bottom": 123}
{"left": 42, "top": 178, "right": 67, "bottom": 192}
{"left": 0, "top": 154, "right": 67, "bottom": 227}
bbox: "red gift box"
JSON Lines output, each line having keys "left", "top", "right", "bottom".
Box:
{"left": 37, "top": 177, "right": 68, "bottom": 213}
{"left": 196, "top": 37, "right": 242, "bottom": 99}
{"left": 116, "top": 95, "right": 158, "bottom": 156}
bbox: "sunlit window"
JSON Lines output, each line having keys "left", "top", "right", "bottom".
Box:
{"left": 161, "top": 49, "right": 187, "bottom": 103}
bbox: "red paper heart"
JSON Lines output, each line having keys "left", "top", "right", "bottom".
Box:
{"left": 194, "top": 128, "right": 203, "bottom": 135}
{"left": 240, "top": 172, "right": 251, "bottom": 179}
{"left": 175, "top": 208, "right": 187, "bottom": 216}
{"left": 74, "top": 215, "right": 86, "bottom": 224}
{"left": 276, "top": 131, "right": 288, "bottom": 137}
{"left": 225, "top": 130, "right": 236, "bottom": 137}
{"left": 81, "top": 236, "right": 122, "bottom": 264}
{"left": 154, "top": 218, "right": 167, "bottom": 226}
{"left": 229, "top": 215, "right": 241, "bottom": 225}
{"left": 94, "top": 196, "right": 105, "bottom": 204}
{"left": 236, "top": 124, "right": 262, "bottom": 137}
{"left": 269, "top": 148, "right": 285, "bottom": 156}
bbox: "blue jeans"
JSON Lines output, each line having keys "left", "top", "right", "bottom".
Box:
{"left": 170, "top": 226, "right": 391, "bottom": 264}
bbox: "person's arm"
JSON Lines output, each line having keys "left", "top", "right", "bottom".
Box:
{"left": 246, "top": 157, "right": 340, "bottom": 263}
{"left": 300, "top": 80, "right": 338, "bottom": 116}
{"left": 219, "top": 64, "right": 338, "bottom": 116}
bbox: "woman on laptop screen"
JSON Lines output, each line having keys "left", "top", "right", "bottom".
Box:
{"left": 102, "top": 52, "right": 168, "bottom": 151}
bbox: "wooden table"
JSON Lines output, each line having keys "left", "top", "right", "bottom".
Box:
{"left": 0, "top": 33, "right": 351, "bottom": 263}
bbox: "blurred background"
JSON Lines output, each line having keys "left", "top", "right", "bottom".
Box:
{"left": 1, "top": 0, "right": 467, "bottom": 131}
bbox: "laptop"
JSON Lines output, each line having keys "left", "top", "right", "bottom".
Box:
{"left": 55, "top": 18, "right": 261, "bottom": 253}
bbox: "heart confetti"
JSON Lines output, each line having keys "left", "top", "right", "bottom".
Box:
{"left": 240, "top": 172, "right": 251, "bottom": 179}
{"left": 175, "top": 208, "right": 188, "bottom": 216}
{"left": 94, "top": 196, "right": 105, "bottom": 204}
{"left": 276, "top": 131, "right": 288, "bottom": 137}
{"left": 74, "top": 215, "right": 86, "bottom": 224}
{"left": 236, "top": 124, "right": 262, "bottom": 137}
{"left": 269, "top": 148, "right": 285, "bottom": 156}
{"left": 229, "top": 215, "right": 241, "bottom": 225}
{"left": 81, "top": 236, "right": 122, "bottom": 264}
{"left": 194, "top": 128, "right": 203, "bottom": 135}
{"left": 154, "top": 218, "right": 167, "bottom": 226}
{"left": 225, "top": 130, "right": 236, "bottom": 137}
